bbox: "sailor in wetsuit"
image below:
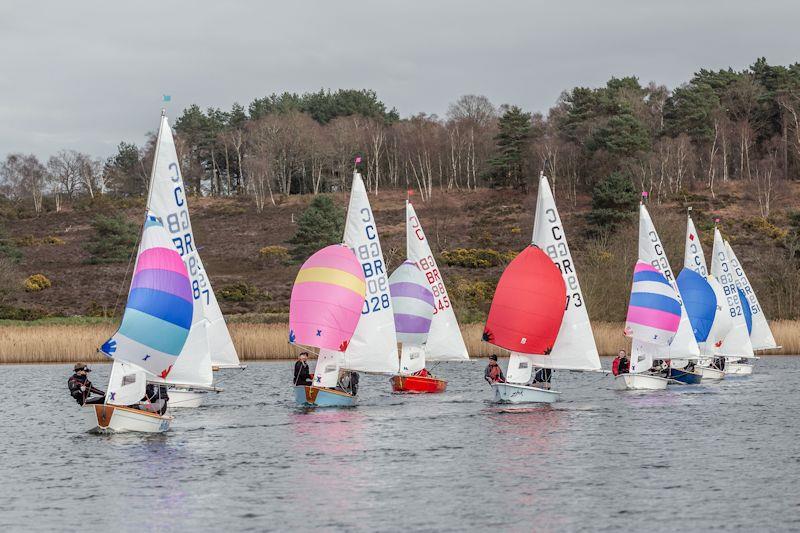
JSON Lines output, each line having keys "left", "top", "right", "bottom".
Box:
{"left": 337, "top": 370, "right": 359, "bottom": 395}
{"left": 137, "top": 384, "right": 169, "bottom": 415}
{"left": 293, "top": 352, "right": 313, "bottom": 386}
{"left": 67, "top": 363, "right": 105, "bottom": 405}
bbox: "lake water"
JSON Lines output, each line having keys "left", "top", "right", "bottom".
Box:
{"left": 2, "top": 357, "right": 799, "bottom": 532}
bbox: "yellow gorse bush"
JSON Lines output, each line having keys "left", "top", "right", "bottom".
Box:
{"left": 24, "top": 274, "right": 52, "bottom": 292}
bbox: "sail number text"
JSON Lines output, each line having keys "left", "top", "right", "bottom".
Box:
{"left": 409, "top": 215, "right": 450, "bottom": 314}
{"left": 167, "top": 162, "right": 210, "bottom": 304}
{"left": 356, "top": 207, "right": 390, "bottom": 314}
{"left": 542, "top": 208, "right": 582, "bottom": 310}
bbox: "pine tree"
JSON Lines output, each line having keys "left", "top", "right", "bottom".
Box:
{"left": 486, "top": 106, "right": 532, "bottom": 189}
{"left": 289, "top": 196, "right": 345, "bottom": 261}
{"left": 586, "top": 172, "right": 639, "bottom": 235}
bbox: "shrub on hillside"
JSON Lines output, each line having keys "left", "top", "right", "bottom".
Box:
{"left": 440, "top": 248, "right": 516, "bottom": 268}
{"left": 289, "top": 196, "right": 344, "bottom": 261}
{"left": 743, "top": 217, "right": 788, "bottom": 242}
{"left": 259, "top": 245, "right": 290, "bottom": 264}
{"left": 586, "top": 172, "right": 638, "bottom": 235}
{"left": 84, "top": 214, "right": 138, "bottom": 264}
{"left": 219, "top": 282, "right": 266, "bottom": 302}
{"left": 0, "top": 305, "right": 48, "bottom": 320}
{"left": 24, "top": 274, "right": 51, "bottom": 292}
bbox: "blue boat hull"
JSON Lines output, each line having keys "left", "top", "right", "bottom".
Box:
{"left": 293, "top": 385, "right": 356, "bottom": 407}
{"left": 667, "top": 367, "right": 703, "bottom": 385}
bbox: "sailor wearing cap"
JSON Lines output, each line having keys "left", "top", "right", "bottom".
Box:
{"left": 67, "top": 363, "right": 105, "bottom": 405}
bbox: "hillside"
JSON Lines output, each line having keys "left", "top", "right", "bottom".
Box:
{"left": 2, "top": 180, "right": 799, "bottom": 324}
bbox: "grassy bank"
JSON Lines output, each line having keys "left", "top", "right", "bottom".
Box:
{"left": 1, "top": 320, "right": 798, "bottom": 364}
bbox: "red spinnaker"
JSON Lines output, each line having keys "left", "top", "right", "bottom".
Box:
{"left": 483, "top": 246, "right": 566, "bottom": 354}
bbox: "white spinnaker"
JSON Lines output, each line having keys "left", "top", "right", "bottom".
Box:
{"left": 399, "top": 344, "right": 426, "bottom": 374}
{"left": 106, "top": 361, "right": 147, "bottom": 406}
{"left": 710, "top": 229, "right": 755, "bottom": 358}
{"left": 638, "top": 204, "right": 700, "bottom": 359}
{"left": 684, "top": 214, "right": 709, "bottom": 275}
{"left": 148, "top": 115, "right": 239, "bottom": 369}
{"left": 523, "top": 174, "right": 600, "bottom": 371}
{"left": 406, "top": 201, "right": 468, "bottom": 362}
{"left": 724, "top": 240, "right": 777, "bottom": 350}
{"left": 339, "top": 173, "right": 398, "bottom": 374}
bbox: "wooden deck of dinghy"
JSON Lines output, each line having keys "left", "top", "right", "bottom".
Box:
{"left": 304, "top": 386, "right": 354, "bottom": 403}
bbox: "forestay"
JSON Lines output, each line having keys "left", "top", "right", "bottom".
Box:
{"left": 100, "top": 213, "right": 194, "bottom": 379}
{"left": 148, "top": 115, "right": 240, "bottom": 369}
{"left": 637, "top": 205, "right": 700, "bottom": 358}
{"left": 406, "top": 202, "right": 469, "bottom": 361}
{"left": 338, "top": 173, "right": 399, "bottom": 374}
{"left": 710, "top": 229, "right": 755, "bottom": 358}
{"left": 724, "top": 240, "right": 777, "bottom": 350}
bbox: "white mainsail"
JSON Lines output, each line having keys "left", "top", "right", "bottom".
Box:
{"left": 513, "top": 174, "right": 600, "bottom": 374}
{"left": 638, "top": 204, "right": 700, "bottom": 359}
{"left": 710, "top": 228, "right": 755, "bottom": 358}
{"left": 683, "top": 213, "right": 731, "bottom": 356}
{"left": 147, "top": 115, "right": 240, "bottom": 372}
{"left": 724, "top": 240, "right": 777, "bottom": 351}
{"left": 684, "top": 213, "right": 709, "bottom": 275}
{"left": 405, "top": 201, "right": 469, "bottom": 362}
{"left": 331, "top": 173, "right": 399, "bottom": 374}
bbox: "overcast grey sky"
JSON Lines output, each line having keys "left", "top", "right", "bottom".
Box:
{"left": 1, "top": 0, "right": 798, "bottom": 160}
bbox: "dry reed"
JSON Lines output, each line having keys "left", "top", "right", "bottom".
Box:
{"left": 0, "top": 320, "right": 796, "bottom": 365}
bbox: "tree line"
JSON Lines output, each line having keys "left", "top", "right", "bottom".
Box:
{"left": 3, "top": 59, "right": 800, "bottom": 215}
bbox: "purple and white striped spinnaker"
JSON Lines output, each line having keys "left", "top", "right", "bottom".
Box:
{"left": 389, "top": 260, "right": 435, "bottom": 345}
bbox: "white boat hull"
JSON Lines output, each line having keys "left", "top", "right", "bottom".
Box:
{"left": 491, "top": 383, "right": 560, "bottom": 404}
{"left": 697, "top": 366, "right": 725, "bottom": 381}
{"left": 726, "top": 362, "right": 754, "bottom": 375}
{"left": 615, "top": 373, "right": 669, "bottom": 390}
{"left": 83, "top": 404, "right": 172, "bottom": 433}
{"left": 167, "top": 388, "right": 207, "bottom": 408}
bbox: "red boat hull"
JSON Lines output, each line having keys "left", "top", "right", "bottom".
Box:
{"left": 390, "top": 374, "right": 447, "bottom": 393}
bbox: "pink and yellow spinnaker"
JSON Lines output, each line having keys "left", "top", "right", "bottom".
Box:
{"left": 289, "top": 244, "right": 366, "bottom": 352}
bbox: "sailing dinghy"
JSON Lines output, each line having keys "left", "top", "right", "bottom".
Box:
{"left": 289, "top": 244, "right": 366, "bottom": 407}
{"left": 617, "top": 261, "right": 681, "bottom": 390}
{"left": 723, "top": 239, "right": 777, "bottom": 374}
{"left": 483, "top": 174, "right": 601, "bottom": 404}
{"left": 677, "top": 210, "right": 731, "bottom": 381}
{"left": 710, "top": 226, "right": 756, "bottom": 375}
{"left": 389, "top": 201, "right": 469, "bottom": 393}
{"left": 291, "top": 172, "right": 399, "bottom": 406}
{"left": 144, "top": 113, "right": 242, "bottom": 407}
{"left": 629, "top": 203, "right": 702, "bottom": 386}
{"left": 85, "top": 213, "right": 194, "bottom": 433}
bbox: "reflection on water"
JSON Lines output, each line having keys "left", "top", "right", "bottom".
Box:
{"left": 2, "top": 357, "right": 799, "bottom": 532}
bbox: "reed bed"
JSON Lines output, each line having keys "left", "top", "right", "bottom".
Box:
{"left": 0, "top": 320, "right": 797, "bottom": 364}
